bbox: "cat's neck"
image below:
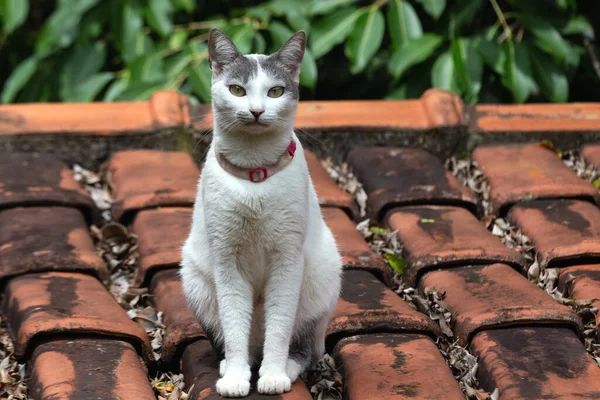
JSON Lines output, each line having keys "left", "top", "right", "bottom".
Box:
{"left": 213, "top": 127, "right": 295, "bottom": 168}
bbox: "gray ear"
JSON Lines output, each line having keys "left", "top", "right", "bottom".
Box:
{"left": 273, "top": 31, "right": 306, "bottom": 78}
{"left": 208, "top": 29, "right": 240, "bottom": 74}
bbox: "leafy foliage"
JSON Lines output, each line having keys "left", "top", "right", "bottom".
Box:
{"left": 0, "top": 0, "right": 598, "bottom": 104}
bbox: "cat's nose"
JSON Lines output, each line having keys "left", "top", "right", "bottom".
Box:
{"left": 250, "top": 109, "right": 264, "bottom": 120}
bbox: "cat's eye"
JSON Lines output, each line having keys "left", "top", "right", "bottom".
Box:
{"left": 229, "top": 85, "right": 246, "bottom": 97}
{"left": 268, "top": 86, "right": 284, "bottom": 98}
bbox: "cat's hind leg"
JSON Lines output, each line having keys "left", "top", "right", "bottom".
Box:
{"left": 287, "top": 314, "right": 330, "bottom": 382}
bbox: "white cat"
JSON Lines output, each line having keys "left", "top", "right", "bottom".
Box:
{"left": 180, "top": 29, "right": 342, "bottom": 397}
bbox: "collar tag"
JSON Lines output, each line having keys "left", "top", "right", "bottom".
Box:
{"left": 249, "top": 167, "right": 268, "bottom": 182}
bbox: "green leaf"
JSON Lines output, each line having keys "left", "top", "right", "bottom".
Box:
{"left": 415, "top": 0, "right": 446, "bottom": 19}
{"left": 16, "top": 70, "right": 51, "bottom": 102}
{"left": 561, "top": 15, "right": 594, "bottom": 39}
{"left": 189, "top": 60, "right": 212, "bottom": 102}
{"left": 223, "top": 24, "right": 255, "bottom": 54}
{"left": 448, "top": 0, "right": 481, "bottom": 39}
{"left": 114, "top": 81, "right": 166, "bottom": 101}
{"left": 386, "top": 85, "right": 407, "bottom": 99}
{"left": 345, "top": 7, "right": 384, "bottom": 74}
{"left": 311, "top": 8, "right": 362, "bottom": 59}
{"left": 389, "top": 34, "right": 443, "bottom": 78}
{"left": 265, "top": 0, "right": 305, "bottom": 16}
{"left": 478, "top": 35, "right": 505, "bottom": 74}
{"left": 421, "top": 218, "right": 435, "bottom": 223}
{"left": 593, "top": 178, "right": 600, "bottom": 188}
{"left": 129, "top": 53, "right": 165, "bottom": 83}
{"left": 370, "top": 226, "right": 390, "bottom": 235}
{"left": 515, "top": 13, "right": 574, "bottom": 65}
{"left": 80, "top": 5, "right": 108, "bottom": 40}
{"left": 0, "top": 0, "right": 29, "bottom": 33}
{"left": 387, "top": 0, "right": 422, "bottom": 50}
{"left": 269, "top": 21, "right": 295, "bottom": 50}
{"left": 1, "top": 55, "right": 39, "bottom": 103}
{"left": 529, "top": 47, "right": 568, "bottom": 103}
{"left": 432, "top": 51, "right": 459, "bottom": 93}
{"left": 35, "top": 0, "right": 99, "bottom": 53}
{"left": 286, "top": 8, "right": 310, "bottom": 34}
{"left": 451, "top": 38, "right": 482, "bottom": 103}
{"left": 501, "top": 41, "right": 536, "bottom": 103}
{"left": 103, "top": 77, "right": 130, "bottom": 102}
{"left": 555, "top": 0, "right": 569, "bottom": 9}
{"left": 384, "top": 253, "right": 406, "bottom": 275}
{"left": 307, "top": 0, "right": 359, "bottom": 16}
{"left": 59, "top": 42, "right": 107, "bottom": 100}
{"left": 299, "top": 48, "right": 317, "bottom": 88}
{"left": 168, "top": 30, "right": 188, "bottom": 51}
{"left": 62, "top": 72, "right": 114, "bottom": 102}
{"left": 172, "top": 0, "right": 194, "bottom": 13}
{"left": 254, "top": 32, "right": 267, "bottom": 54}
{"left": 116, "top": 0, "right": 144, "bottom": 63}
{"left": 246, "top": 6, "right": 271, "bottom": 23}
{"left": 165, "top": 51, "right": 193, "bottom": 79}
{"left": 144, "top": 0, "right": 173, "bottom": 37}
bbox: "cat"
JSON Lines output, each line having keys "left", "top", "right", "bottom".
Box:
{"left": 180, "top": 29, "right": 343, "bottom": 397}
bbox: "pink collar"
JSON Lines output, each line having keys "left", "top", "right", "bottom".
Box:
{"left": 215, "top": 140, "right": 297, "bottom": 183}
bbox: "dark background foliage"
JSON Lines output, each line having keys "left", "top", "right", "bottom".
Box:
{"left": 1, "top": 0, "right": 599, "bottom": 105}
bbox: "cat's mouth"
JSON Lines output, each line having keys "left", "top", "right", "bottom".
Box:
{"left": 244, "top": 120, "right": 268, "bottom": 127}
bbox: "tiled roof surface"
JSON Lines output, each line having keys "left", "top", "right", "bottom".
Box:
{"left": 2, "top": 89, "right": 600, "bottom": 399}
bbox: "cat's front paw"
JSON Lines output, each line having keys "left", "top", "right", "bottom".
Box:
{"left": 257, "top": 373, "right": 292, "bottom": 395}
{"left": 216, "top": 374, "right": 250, "bottom": 398}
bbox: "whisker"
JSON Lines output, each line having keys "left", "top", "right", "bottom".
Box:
{"left": 295, "top": 127, "right": 324, "bottom": 148}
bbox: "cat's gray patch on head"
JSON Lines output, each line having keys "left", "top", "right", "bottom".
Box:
{"left": 259, "top": 56, "right": 300, "bottom": 99}
{"left": 222, "top": 55, "right": 258, "bottom": 84}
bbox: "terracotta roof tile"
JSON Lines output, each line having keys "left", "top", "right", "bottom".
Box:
{"left": 559, "top": 264, "right": 600, "bottom": 342}
{"left": 0, "top": 153, "right": 95, "bottom": 218}
{"left": 511, "top": 199, "right": 600, "bottom": 268}
{"left": 582, "top": 143, "right": 600, "bottom": 166}
{"left": 334, "top": 334, "right": 464, "bottom": 400}
{"left": 471, "top": 327, "right": 600, "bottom": 398}
{"left": 0, "top": 207, "right": 107, "bottom": 282}
{"left": 132, "top": 207, "right": 192, "bottom": 285}
{"left": 2, "top": 271, "right": 151, "bottom": 360}
{"left": 305, "top": 150, "right": 358, "bottom": 218}
{"left": 150, "top": 269, "right": 204, "bottom": 365}
{"left": 181, "top": 340, "right": 312, "bottom": 399}
{"left": 386, "top": 205, "right": 525, "bottom": 285}
{"left": 328, "top": 270, "right": 439, "bottom": 343}
{"left": 0, "top": 90, "right": 189, "bottom": 136}
{"left": 347, "top": 147, "right": 477, "bottom": 221}
{"left": 473, "top": 144, "right": 600, "bottom": 216}
{"left": 322, "top": 208, "right": 392, "bottom": 286}
{"left": 420, "top": 264, "right": 582, "bottom": 344}
{"left": 469, "top": 103, "right": 600, "bottom": 133}
{"left": 105, "top": 150, "right": 199, "bottom": 222}
{"left": 29, "top": 339, "right": 154, "bottom": 400}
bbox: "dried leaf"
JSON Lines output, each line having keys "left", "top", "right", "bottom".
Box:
{"left": 562, "top": 150, "right": 598, "bottom": 183}
{"left": 321, "top": 158, "right": 368, "bottom": 218}
{"left": 539, "top": 140, "right": 562, "bottom": 158}
{"left": 0, "top": 317, "right": 28, "bottom": 399}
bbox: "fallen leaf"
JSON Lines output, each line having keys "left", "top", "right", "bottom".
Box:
{"left": 539, "top": 140, "right": 562, "bottom": 157}
{"left": 384, "top": 253, "right": 406, "bottom": 275}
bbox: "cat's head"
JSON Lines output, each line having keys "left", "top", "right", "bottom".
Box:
{"left": 208, "top": 28, "right": 305, "bottom": 135}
